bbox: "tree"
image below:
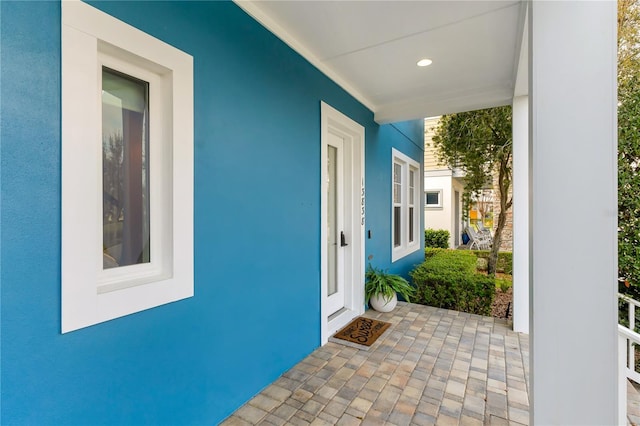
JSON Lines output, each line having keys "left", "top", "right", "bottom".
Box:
{"left": 618, "top": 0, "right": 640, "bottom": 87}
{"left": 618, "top": 0, "right": 640, "bottom": 295}
{"left": 618, "top": 74, "right": 640, "bottom": 296}
{"left": 432, "top": 106, "right": 512, "bottom": 276}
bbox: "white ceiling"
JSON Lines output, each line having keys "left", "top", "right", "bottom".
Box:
{"left": 235, "top": 1, "right": 527, "bottom": 123}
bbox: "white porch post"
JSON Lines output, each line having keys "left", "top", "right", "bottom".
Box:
{"left": 529, "top": 1, "right": 618, "bottom": 425}
{"left": 512, "top": 95, "right": 529, "bottom": 334}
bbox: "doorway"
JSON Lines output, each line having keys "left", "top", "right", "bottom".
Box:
{"left": 320, "top": 102, "right": 364, "bottom": 344}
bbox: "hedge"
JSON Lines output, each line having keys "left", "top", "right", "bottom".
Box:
{"left": 424, "top": 229, "right": 450, "bottom": 249}
{"left": 412, "top": 249, "right": 495, "bottom": 315}
{"left": 470, "top": 250, "right": 513, "bottom": 274}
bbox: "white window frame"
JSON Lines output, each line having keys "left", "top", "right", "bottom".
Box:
{"left": 425, "top": 189, "right": 443, "bottom": 208}
{"left": 391, "top": 148, "right": 421, "bottom": 262}
{"left": 61, "top": 1, "right": 193, "bottom": 333}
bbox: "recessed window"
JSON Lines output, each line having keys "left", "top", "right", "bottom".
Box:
{"left": 391, "top": 149, "right": 421, "bottom": 262}
{"left": 62, "top": 1, "right": 194, "bottom": 333}
{"left": 425, "top": 190, "right": 442, "bottom": 208}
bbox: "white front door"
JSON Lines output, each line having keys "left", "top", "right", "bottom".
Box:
{"left": 320, "top": 102, "right": 365, "bottom": 344}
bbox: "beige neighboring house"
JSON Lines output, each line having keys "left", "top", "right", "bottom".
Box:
{"left": 424, "top": 117, "right": 466, "bottom": 248}
{"left": 425, "top": 116, "right": 513, "bottom": 251}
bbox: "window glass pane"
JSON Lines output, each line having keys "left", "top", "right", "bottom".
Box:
{"left": 394, "top": 206, "right": 401, "bottom": 247}
{"left": 409, "top": 207, "right": 414, "bottom": 242}
{"left": 426, "top": 191, "right": 439, "bottom": 205}
{"left": 409, "top": 170, "right": 415, "bottom": 205}
{"left": 394, "top": 163, "right": 402, "bottom": 203}
{"left": 102, "top": 67, "right": 150, "bottom": 269}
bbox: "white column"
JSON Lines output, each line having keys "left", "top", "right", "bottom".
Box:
{"left": 529, "top": 2, "right": 618, "bottom": 425}
{"left": 512, "top": 95, "right": 529, "bottom": 334}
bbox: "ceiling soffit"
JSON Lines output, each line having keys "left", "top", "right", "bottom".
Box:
{"left": 235, "top": 1, "right": 527, "bottom": 123}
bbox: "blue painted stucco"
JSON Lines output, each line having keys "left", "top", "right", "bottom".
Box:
{"left": 0, "top": 1, "right": 423, "bottom": 424}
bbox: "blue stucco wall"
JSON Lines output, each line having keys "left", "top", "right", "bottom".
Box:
{"left": 0, "top": 1, "right": 423, "bottom": 424}
{"left": 365, "top": 121, "right": 425, "bottom": 278}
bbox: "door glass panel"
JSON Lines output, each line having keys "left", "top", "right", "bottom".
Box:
{"left": 327, "top": 145, "right": 338, "bottom": 297}
{"left": 102, "top": 67, "right": 150, "bottom": 269}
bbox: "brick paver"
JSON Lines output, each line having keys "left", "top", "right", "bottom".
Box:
{"left": 222, "top": 303, "right": 529, "bottom": 425}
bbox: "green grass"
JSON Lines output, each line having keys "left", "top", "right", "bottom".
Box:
{"left": 495, "top": 276, "right": 512, "bottom": 292}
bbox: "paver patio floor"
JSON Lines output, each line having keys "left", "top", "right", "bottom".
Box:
{"left": 222, "top": 302, "right": 530, "bottom": 425}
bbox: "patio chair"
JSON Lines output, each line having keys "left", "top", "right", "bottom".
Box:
{"left": 476, "top": 222, "right": 493, "bottom": 241}
{"left": 465, "top": 225, "right": 492, "bottom": 250}
{"left": 476, "top": 225, "right": 493, "bottom": 248}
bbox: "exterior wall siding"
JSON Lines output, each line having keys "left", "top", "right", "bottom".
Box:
{"left": 0, "top": 2, "right": 424, "bottom": 424}
{"left": 424, "top": 117, "right": 446, "bottom": 171}
{"left": 424, "top": 174, "right": 451, "bottom": 230}
{"left": 424, "top": 117, "right": 464, "bottom": 247}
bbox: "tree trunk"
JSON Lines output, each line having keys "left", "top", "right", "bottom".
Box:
{"left": 488, "top": 155, "right": 512, "bottom": 276}
{"left": 488, "top": 210, "right": 506, "bottom": 275}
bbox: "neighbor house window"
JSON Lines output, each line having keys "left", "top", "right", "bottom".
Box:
{"left": 62, "top": 1, "right": 194, "bottom": 333}
{"left": 391, "top": 149, "right": 420, "bottom": 261}
{"left": 425, "top": 190, "right": 442, "bottom": 208}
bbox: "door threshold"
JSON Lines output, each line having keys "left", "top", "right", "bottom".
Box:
{"left": 326, "top": 308, "right": 360, "bottom": 342}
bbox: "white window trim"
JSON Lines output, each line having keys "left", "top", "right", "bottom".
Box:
{"left": 61, "top": 1, "right": 193, "bottom": 333}
{"left": 425, "top": 189, "right": 443, "bottom": 208}
{"left": 391, "top": 148, "right": 421, "bottom": 262}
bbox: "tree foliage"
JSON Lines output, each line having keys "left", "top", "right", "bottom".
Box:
{"left": 431, "top": 106, "right": 512, "bottom": 276}
{"left": 618, "top": 0, "right": 640, "bottom": 296}
{"left": 619, "top": 0, "right": 640, "bottom": 87}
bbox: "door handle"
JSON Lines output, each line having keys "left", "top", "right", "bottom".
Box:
{"left": 340, "top": 231, "right": 348, "bottom": 247}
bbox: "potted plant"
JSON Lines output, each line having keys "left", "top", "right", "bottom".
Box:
{"left": 365, "top": 265, "right": 416, "bottom": 312}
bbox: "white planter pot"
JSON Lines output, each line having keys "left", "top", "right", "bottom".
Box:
{"left": 369, "top": 293, "right": 398, "bottom": 312}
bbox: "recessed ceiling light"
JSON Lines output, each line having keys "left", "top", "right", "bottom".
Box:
{"left": 417, "top": 58, "right": 433, "bottom": 67}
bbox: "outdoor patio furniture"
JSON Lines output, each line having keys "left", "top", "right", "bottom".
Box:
{"left": 466, "top": 225, "right": 492, "bottom": 250}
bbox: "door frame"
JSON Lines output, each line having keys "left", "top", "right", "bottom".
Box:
{"left": 320, "top": 102, "right": 365, "bottom": 345}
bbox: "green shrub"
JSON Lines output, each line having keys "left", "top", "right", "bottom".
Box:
{"left": 411, "top": 249, "right": 495, "bottom": 316}
{"left": 471, "top": 250, "right": 513, "bottom": 274}
{"left": 424, "top": 247, "right": 445, "bottom": 258}
{"left": 619, "top": 73, "right": 640, "bottom": 299}
{"left": 422, "top": 248, "right": 477, "bottom": 274}
{"left": 424, "top": 229, "right": 450, "bottom": 249}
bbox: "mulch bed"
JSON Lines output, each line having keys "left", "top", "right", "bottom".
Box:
{"left": 491, "top": 287, "right": 513, "bottom": 319}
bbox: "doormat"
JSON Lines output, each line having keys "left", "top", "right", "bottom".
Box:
{"left": 331, "top": 317, "right": 391, "bottom": 349}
